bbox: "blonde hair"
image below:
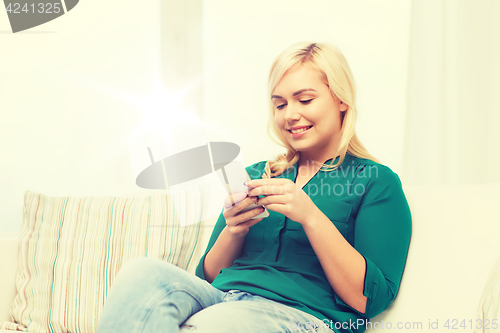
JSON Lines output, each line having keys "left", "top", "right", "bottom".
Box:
{"left": 473, "top": 255, "right": 500, "bottom": 333}
{"left": 262, "top": 42, "right": 379, "bottom": 179}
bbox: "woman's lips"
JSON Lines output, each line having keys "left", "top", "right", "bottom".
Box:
{"left": 288, "top": 126, "right": 312, "bottom": 138}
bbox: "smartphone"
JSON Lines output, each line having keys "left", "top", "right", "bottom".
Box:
{"left": 216, "top": 160, "right": 270, "bottom": 219}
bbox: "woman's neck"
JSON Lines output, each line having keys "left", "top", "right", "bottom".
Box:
{"left": 298, "top": 153, "right": 339, "bottom": 170}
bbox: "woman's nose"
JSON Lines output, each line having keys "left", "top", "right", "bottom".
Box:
{"left": 283, "top": 103, "right": 300, "bottom": 122}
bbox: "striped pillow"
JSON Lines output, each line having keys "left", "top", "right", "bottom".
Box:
{"left": 0, "top": 189, "right": 208, "bottom": 333}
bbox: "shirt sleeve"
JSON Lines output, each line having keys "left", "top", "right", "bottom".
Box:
{"left": 333, "top": 165, "right": 412, "bottom": 318}
{"left": 194, "top": 206, "right": 227, "bottom": 281}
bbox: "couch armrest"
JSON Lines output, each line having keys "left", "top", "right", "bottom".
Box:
{"left": 0, "top": 235, "right": 19, "bottom": 322}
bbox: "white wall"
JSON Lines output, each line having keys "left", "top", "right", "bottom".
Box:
{"left": 0, "top": 0, "right": 411, "bottom": 234}
{"left": 0, "top": 0, "right": 161, "bottom": 234}
{"left": 202, "top": 0, "right": 412, "bottom": 174}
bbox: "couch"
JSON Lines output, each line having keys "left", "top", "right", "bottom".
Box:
{"left": 1, "top": 182, "right": 499, "bottom": 333}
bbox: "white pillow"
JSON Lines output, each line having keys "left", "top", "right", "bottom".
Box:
{"left": 0, "top": 189, "right": 208, "bottom": 333}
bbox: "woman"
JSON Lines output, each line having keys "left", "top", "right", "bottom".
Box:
{"left": 96, "top": 42, "right": 411, "bottom": 333}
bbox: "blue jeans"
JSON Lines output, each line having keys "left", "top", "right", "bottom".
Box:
{"left": 96, "top": 257, "right": 334, "bottom": 333}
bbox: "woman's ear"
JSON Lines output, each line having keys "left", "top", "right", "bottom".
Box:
{"left": 340, "top": 101, "right": 348, "bottom": 112}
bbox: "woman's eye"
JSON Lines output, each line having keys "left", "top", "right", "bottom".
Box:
{"left": 276, "top": 99, "right": 312, "bottom": 110}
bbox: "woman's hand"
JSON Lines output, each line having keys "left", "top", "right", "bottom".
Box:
{"left": 246, "top": 178, "right": 318, "bottom": 225}
{"left": 222, "top": 192, "right": 266, "bottom": 238}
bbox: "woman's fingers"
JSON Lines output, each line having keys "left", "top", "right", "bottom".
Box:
{"left": 223, "top": 195, "right": 258, "bottom": 217}
{"left": 222, "top": 193, "right": 266, "bottom": 238}
{"left": 225, "top": 204, "right": 265, "bottom": 237}
{"left": 231, "top": 206, "right": 265, "bottom": 226}
{"left": 223, "top": 191, "right": 248, "bottom": 210}
{"left": 229, "top": 217, "right": 264, "bottom": 235}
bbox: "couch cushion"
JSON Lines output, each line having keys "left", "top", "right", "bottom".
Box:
{"left": 366, "top": 181, "right": 500, "bottom": 332}
{"left": 0, "top": 237, "right": 19, "bottom": 324}
{"left": 0, "top": 190, "right": 209, "bottom": 333}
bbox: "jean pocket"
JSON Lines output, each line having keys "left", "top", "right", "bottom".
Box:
{"left": 244, "top": 221, "right": 264, "bottom": 251}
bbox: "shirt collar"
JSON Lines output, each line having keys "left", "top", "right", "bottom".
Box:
{"left": 286, "top": 153, "right": 355, "bottom": 179}
{"left": 319, "top": 153, "right": 355, "bottom": 172}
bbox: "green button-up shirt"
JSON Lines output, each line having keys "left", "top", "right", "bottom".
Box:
{"left": 195, "top": 153, "right": 412, "bottom": 333}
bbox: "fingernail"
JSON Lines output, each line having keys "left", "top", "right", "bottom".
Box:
{"left": 235, "top": 192, "right": 247, "bottom": 200}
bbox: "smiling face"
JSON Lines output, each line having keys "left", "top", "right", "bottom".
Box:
{"left": 272, "top": 64, "right": 348, "bottom": 166}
